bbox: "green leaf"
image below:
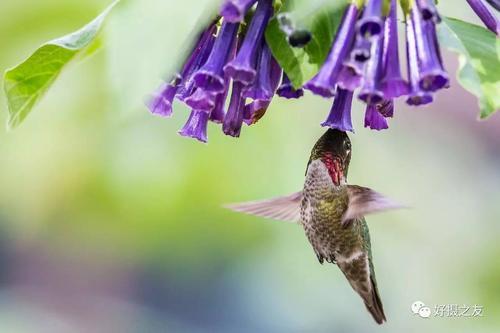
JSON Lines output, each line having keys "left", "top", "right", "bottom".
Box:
{"left": 265, "top": 18, "right": 317, "bottom": 88}
{"left": 304, "top": 7, "right": 344, "bottom": 66}
{"left": 438, "top": 17, "right": 500, "bottom": 119}
{"left": 3, "top": 1, "right": 119, "bottom": 129}
{"left": 265, "top": 1, "right": 348, "bottom": 88}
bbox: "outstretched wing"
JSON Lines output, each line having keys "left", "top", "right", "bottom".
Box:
{"left": 342, "top": 185, "right": 404, "bottom": 224}
{"left": 224, "top": 191, "right": 302, "bottom": 223}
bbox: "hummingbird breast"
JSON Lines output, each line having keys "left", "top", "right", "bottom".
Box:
{"left": 300, "top": 159, "right": 364, "bottom": 264}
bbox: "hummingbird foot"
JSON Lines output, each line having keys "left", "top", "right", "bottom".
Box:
{"left": 316, "top": 254, "right": 324, "bottom": 264}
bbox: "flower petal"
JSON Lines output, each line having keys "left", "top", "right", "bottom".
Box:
{"left": 179, "top": 110, "right": 210, "bottom": 143}
{"left": 364, "top": 104, "right": 388, "bottom": 130}
{"left": 277, "top": 73, "right": 304, "bottom": 99}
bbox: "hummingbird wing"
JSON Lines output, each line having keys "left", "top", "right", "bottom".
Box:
{"left": 224, "top": 191, "right": 302, "bottom": 222}
{"left": 342, "top": 185, "right": 404, "bottom": 225}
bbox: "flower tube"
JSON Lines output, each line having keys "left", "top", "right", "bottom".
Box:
{"left": 304, "top": 4, "right": 359, "bottom": 98}
{"left": 244, "top": 56, "right": 282, "bottom": 124}
{"left": 381, "top": 0, "right": 409, "bottom": 98}
{"left": 193, "top": 21, "right": 240, "bottom": 93}
{"left": 357, "top": 0, "right": 384, "bottom": 39}
{"left": 224, "top": 0, "right": 272, "bottom": 85}
{"left": 220, "top": 0, "right": 258, "bottom": 23}
{"left": 147, "top": 80, "right": 179, "bottom": 117}
{"left": 243, "top": 42, "right": 274, "bottom": 100}
{"left": 359, "top": 34, "right": 384, "bottom": 105}
{"left": 176, "top": 24, "right": 217, "bottom": 100}
{"left": 405, "top": 15, "right": 433, "bottom": 105}
{"left": 321, "top": 87, "right": 354, "bottom": 132}
{"left": 184, "top": 88, "right": 217, "bottom": 111}
{"left": 223, "top": 81, "right": 247, "bottom": 137}
{"left": 466, "top": 0, "right": 500, "bottom": 35}
{"left": 416, "top": 0, "right": 441, "bottom": 22}
{"left": 179, "top": 110, "right": 210, "bottom": 143}
{"left": 277, "top": 73, "right": 304, "bottom": 99}
{"left": 364, "top": 104, "right": 389, "bottom": 130}
{"left": 411, "top": 5, "right": 449, "bottom": 92}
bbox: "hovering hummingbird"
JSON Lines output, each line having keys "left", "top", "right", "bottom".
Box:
{"left": 226, "top": 129, "right": 403, "bottom": 324}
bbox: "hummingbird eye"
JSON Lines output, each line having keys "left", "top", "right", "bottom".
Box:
{"left": 344, "top": 140, "right": 351, "bottom": 152}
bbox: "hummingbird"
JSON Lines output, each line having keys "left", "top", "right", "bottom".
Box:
{"left": 226, "top": 129, "right": 403, "bottom": 324}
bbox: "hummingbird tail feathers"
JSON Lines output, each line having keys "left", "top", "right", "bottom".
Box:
{"left": 364, "top": 276, "right": 386, "bottom": 325}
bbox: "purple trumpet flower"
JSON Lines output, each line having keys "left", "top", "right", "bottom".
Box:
{"left": 351, "top": 37, "right": 372, "bottom": 62}
{"left": 381, "top": 0, "right": 410, "bottom": 98}
{"left": 417, "top": 0, "right": 441, "bottom": 22}
{"left": 184, "top": 88, "right": 217, "bottom": 111}
{"left": 359, "top": 34, "right": 384, "bottom": 105}
{"left": 321, "top": 87, "right": 354, "bottom": 132}
{"left": 344, "top": 57, "right": 365, "bottom": 75}
{"left": 179, "top": 110, "right": 210, "bottom": 143}
{"left": 176, "top": 24, "right": 217, "bottom": 100}
{"left": 209, "top": 90, "right": 228, "bottom": 124}
{"left": 277, "top": 73, "right": 304, "bottom": 99}
{"left": 338, "top": 61, "right": 363, "bottom": 91}
{"left": 180, "top": 23, "right": 217, "bottom": 79}
{"left": 224, "top": 0, "right": 272, "bottom": 85}
{"left": 304, "top": 4, "right": 359, "bottom": 98}
{"left": 243, "top": 99, "right": 271, "bottom": 125}
{"left": 405, "top": 16, "right": 433, "bottom": 106}
{"left": 377, "top": 99, "right": 394, "bottom": 118}
{"left": 209, "top": 33, "right": 241, "bottom": 124}
{"left": 220, "top": 0, "right": 258, "bottom": 23}
{"left": 223, "top": 81, "right": 246, "bottom": 137}
{"left": 411, "top": 6, "right": 449, "bottom": 92}
{"left": 147, "top": 80, "right": 179, "bottom": 117}
{"left": 357, "top": 0, "right": 384, "bottom": 39}
{"left": 364, "top": 104, "right": 388, "bottom": 130}
{"left": 149, "top": 24, "right": 216, "bottom": 115}
{"left": 243, "top": 42, "right": 274, "bottom": 100}
{"left": 193, "top": 21, "right": 239, "bottom": 93}
{"left": 244, "top": 57, "right": 282, "bottom": 124}
{"left": 466, "top": 0, "right": 500, "bottom": 35}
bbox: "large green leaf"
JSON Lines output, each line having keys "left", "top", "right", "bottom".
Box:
{"left": 265, "top": 0, "right": 348, "bottom": 88}
{"left": 438, "top": 17, "right": 500, "bottom": 119}
{"left": 265, "top": 18, "right": 317, "bottom": 88}
{"left": 3, "top": 1, "right": 119, "bottom": 128}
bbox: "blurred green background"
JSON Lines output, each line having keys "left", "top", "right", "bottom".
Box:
{"left": 0, "top": 0, "right": 499, "bottom": 332}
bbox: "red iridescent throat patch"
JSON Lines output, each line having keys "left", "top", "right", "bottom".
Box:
{"left": 322, "top": 152, "right": 343, "bottom": 186}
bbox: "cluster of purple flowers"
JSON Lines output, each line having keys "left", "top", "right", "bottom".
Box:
{"left": 148, "top": 0, "right": 499, "bottom": 142}
{"left": 148, "top": 0, "right": 304, "bottom": 142}
{"left": 304, "top": 0, "right": 453, "bottom": 132}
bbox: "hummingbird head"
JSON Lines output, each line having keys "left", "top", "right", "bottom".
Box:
{"left": 308, "top": 129, "right": 352, "bottom": 186}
